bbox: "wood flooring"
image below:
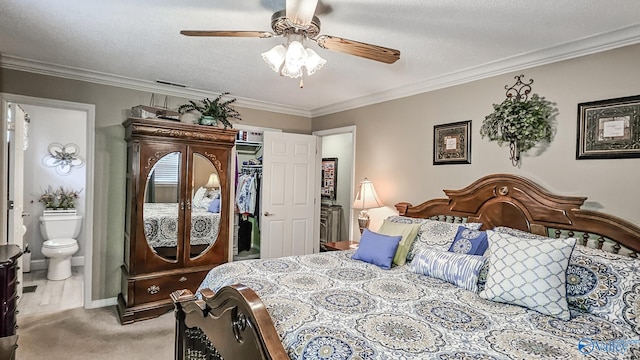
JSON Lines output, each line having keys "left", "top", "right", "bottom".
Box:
{"left": 17, "top": 266, "right": 84, "bottom": 316}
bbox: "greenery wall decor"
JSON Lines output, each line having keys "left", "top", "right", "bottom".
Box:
{"left": 480, "top": 75, "right": 556, "bottom": 166}
{"left": 178, "top": 92, "right": 242, "bottom": 129}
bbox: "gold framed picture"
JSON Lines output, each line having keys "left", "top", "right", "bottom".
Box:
{"left": 433, "top": 120, "right": 471, "bottom": 165}
{"left": 577, "top": 95, "right": 640, "bottom": 159}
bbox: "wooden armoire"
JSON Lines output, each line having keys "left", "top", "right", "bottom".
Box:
{"left": 117, "top": 118, "right": 237, "bottom": 324}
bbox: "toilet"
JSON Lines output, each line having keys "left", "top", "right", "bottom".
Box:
{"left": 39, "top": 213, "right": 82, "bottom": 280}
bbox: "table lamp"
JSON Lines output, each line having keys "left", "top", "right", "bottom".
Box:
{"left": 204, "top": 172, "right": 220, "bottom": 198}
{"left": 352, "top": 177, "right": 384, "bottom": 234}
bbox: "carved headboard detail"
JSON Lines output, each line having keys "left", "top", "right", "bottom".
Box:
{"left": 395, "top": 174, "right": 640, "bottom": 255}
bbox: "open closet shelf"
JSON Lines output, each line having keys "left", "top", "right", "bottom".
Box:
{"left": 236, "top": 140, "right": 262, "bottom": 154}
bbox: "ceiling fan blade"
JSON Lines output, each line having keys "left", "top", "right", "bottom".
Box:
{"left": 286, "top": 0, "right": 319, "bottom": 27}
{"left": 315, "top": 35, "right": 401, "bottom": 64}
{"left": 180, "top": 30, "right": 274, "bottom": 38}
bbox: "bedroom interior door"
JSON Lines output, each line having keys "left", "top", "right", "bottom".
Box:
{"left": 260, "top": 131, "right": 321, "bottom": 258}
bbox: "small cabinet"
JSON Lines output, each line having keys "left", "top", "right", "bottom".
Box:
{"left": 320, "top": 204, "right": 342, "bottom": 244}
{"left": 117, "top": 118, "right": 237, "bottom": 324}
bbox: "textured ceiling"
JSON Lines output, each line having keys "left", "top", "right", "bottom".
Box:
{"left": 1, "top": 0, "right": 640, "bottom": 117}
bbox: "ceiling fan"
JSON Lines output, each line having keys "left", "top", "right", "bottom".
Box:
{"left": 180, "top": 0, "right": 400, "bottom": 85}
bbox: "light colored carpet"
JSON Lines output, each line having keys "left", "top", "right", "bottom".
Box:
{"left": 16, "top": 306, "right": 174, "bottom": 360}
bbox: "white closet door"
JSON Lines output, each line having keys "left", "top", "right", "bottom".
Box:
{"left": 261, "top": 131, "right": 320, "bottom": 259}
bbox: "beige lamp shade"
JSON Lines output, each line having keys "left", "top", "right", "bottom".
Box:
{"left": 204, "top": 173, "right": 220, "bottom": 189}
{"left": 352, "top": 178, "right": 383, "bottom": 210}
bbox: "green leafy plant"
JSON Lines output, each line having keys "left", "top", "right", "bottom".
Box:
{"left": 177, "top": 92, "right": 242, "bottom": 129}
{"left": 39, "top": 186, "right": 82, "bottom": 209}
{"left": 480, "top": 93, "right": 555, "bottom": 164}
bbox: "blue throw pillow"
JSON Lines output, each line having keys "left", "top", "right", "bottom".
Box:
{"left": 207, "top": 198, "right": 221, "bottom": 213}
{"left": 448, "top": 226, "right": 488, "bottom": 255}
{"left": 410, "top": 248, "right": 487, "bottom": 292}
{"left": 352, "top": 229, "right": 402, "bottom": 269}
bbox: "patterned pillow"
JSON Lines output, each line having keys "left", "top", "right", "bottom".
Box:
{"left": 386, "top": 216, "right": 482, "bottom": 260}
{"left": 494, "top": 225, "right": 640, "bottom": 330}
{"left": 376, "top": 220, "right": 421, "bottom": 266}
{"left": 448, "top": 227, "right": 488, "bottom": 255}
{"left": 479, "top": 230, "right": 576, "bottom": 320}
{"left": 409, "top": 248, "right": 487, "bottom": 293}
{"left": 567, "top": 244, "right": 640, "bottom": 334}
{"left": 192, "top": 186, "right": 207, "bottom": 208}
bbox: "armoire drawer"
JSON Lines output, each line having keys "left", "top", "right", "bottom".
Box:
{"left": 133, "top": 270, "right": 209, "bottom": 305}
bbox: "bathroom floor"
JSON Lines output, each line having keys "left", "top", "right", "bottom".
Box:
{"left": 17, "top": 266, "right": 84, "bottom": 316}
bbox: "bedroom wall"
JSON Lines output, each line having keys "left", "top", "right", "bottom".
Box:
{"left": 312, "top": 44, "right": 640, "bottom": 241}
{"left": 0, "top": 68, "right": 312, "bottom": 302}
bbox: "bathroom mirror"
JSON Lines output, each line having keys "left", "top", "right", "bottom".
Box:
{"left": 143, "top": 151, "right": 182, "bottom": 261}
{"left": 189, "top": 152, "right": 221, "bottom": 259}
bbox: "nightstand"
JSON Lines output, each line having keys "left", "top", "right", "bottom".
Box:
{"left": 322, "top": 241, "right": 359, "bottom": 251}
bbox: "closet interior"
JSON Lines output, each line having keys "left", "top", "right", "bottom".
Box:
{"left": 233, "top": 130, "right": 263, "bottom": 261}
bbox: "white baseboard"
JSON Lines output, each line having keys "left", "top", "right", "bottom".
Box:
{"left": 28, "top": 255, "right": 85, "bottom": 271}
{"left": 86, "top": 297, "right": 117, "bottom": 309}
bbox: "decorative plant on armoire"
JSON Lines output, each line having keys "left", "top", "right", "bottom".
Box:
{"left": 177, "top": 92, "right": 242, "bottom": 129}
{"left": 479, "top": 75, "right": 556, "bottom": 167}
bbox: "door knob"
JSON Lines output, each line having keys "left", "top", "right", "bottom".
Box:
{"left": 22, "top": 212, "right": 30, "bottom": 217}
{"left": 263, "top": 211, "right": 273, "bottom": 216}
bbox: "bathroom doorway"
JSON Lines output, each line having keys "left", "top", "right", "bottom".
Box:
{"left": 1, "top": 94, "right": 95, "bottom": 315}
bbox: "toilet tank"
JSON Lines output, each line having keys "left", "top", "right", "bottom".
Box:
{"left": 39, "top": 215, "right": 83, "bottom": 240}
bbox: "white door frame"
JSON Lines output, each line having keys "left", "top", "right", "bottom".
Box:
{"left": 1, "top": 93, "right": 95, "bottom": 309}
{"left": 312, "top": 125, "right": 356, "bottom": 240}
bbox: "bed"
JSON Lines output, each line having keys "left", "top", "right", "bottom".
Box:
{"left": 171, "top": 174, "right": 640, "bottom": 359}
{"left": 144, "top": 203, "right": 221, "bottom": 258}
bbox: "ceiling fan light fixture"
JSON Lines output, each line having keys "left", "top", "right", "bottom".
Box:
{"left": 261, "top": 44, "right": 287, "bottom": 73}
{"left": 262, "top": 39, "right": 326, "bottom": 79}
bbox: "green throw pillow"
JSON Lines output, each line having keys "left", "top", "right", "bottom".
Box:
{"left": 377, "top": 220, "right": 421, "bottom": 266}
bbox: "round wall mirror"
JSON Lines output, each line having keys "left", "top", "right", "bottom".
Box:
{"left": 190, "top": 153, "right": 222, "bottom": 259}
{"left": 143, "top": 151, "right": 182, "bottom": 261}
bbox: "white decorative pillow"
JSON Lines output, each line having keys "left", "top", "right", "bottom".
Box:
{"left": 199, "top": 197, "right": 213, "bottom": 209}
{"left": 479, "top": 230, "right": 576, "bottom": 320}
{"left": 410, "top": 248, "right": 487, "bottom": 293}
{"left": 192, "top": 186, "right": 207, "bottom": 208}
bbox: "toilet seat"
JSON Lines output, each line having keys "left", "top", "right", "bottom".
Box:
{"left": 43, "top": 238, "right": 77, "bottom": 249}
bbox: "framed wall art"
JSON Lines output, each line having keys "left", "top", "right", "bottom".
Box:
{"left": 321, "top": 157, "right": 338, "bottom": 201}
{"left": 433, "top": 120, "right": 471, "bottom": 165}
{"left": 576, "top": 95, "right": 640, "bottom": 159}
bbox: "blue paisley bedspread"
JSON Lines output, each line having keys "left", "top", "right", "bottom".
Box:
{"left": 143, "top": 203, "right": 220, "bottom": 247}
{"left": 198, "top": 249, "right": 638, "bottom": 360}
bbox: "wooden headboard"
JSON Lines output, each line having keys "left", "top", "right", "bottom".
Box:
{"left": 395, "top": 173, "right": 640, "bottom": 256}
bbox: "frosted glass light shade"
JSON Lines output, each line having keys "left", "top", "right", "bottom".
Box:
{"left": 304, "top": 48, "right": 326, "bottom": 75}
{"left": 261, "top": 44, "right": 287, "bottom": 73}
{"left": 262, "top": 40, "right": 327, "bottom": 79}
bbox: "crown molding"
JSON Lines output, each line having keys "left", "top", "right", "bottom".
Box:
{"left": 3, "top": 23, "right": 640, "bottom": 119}
{"left": 0, "top": 55, "right": 312, "bottom": 118}
{"left": 310, "top": 24, "right": 640, "bottom": 118}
